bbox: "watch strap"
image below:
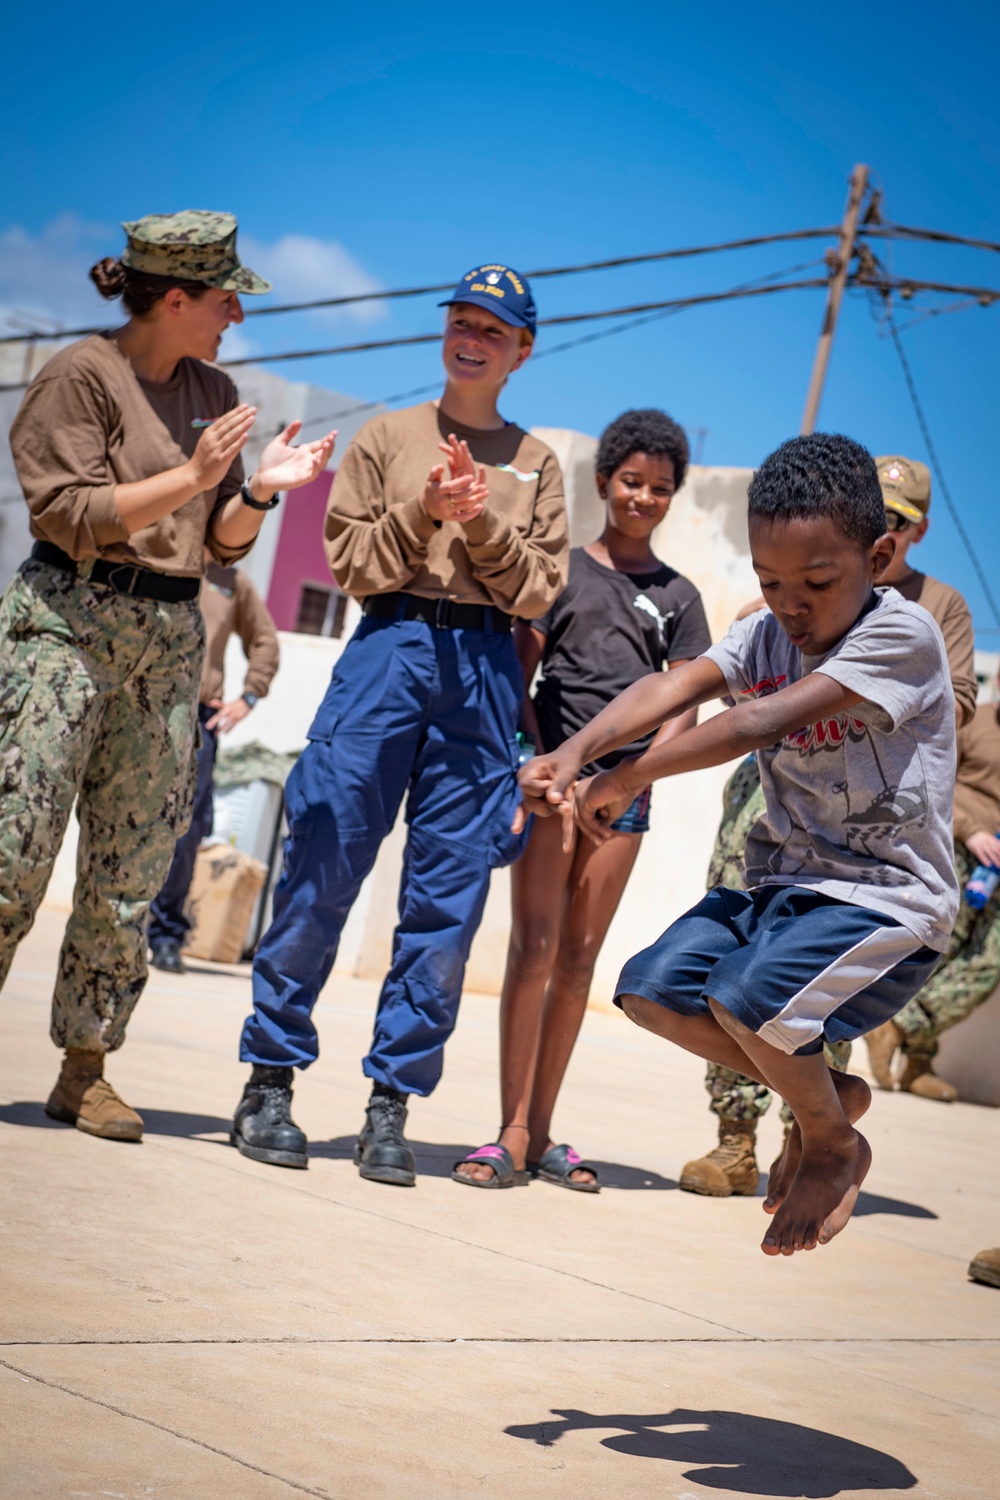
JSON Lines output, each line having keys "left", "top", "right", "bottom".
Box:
{"left": 239, "top": 480, "right": 279, "bottom": 511}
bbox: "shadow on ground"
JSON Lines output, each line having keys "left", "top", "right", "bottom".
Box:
{"left": 505, "top": 1407, "right": 917, "bottom": 1495}
{"left": 309, "top": 1135, "right": 678, "bottom": 1189}
{"left": 752, "top": 1170, "right": 936, "bottom": 1219}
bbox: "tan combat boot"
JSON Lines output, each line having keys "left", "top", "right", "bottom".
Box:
{"left": 680, "top": 1119, "right": 759, "bottom": 1197}
{"left": 865, "top": 1020, "right": 903, "bottom": 1091}
{"left": 968, "top": 1248, "right": 1000, "bottom": 1288}
{"left": 898, "top": 1055, "right": 958, "bottom": 1103}
{"left": 45, "top": 1049, "right": 143, "bottom": 1141}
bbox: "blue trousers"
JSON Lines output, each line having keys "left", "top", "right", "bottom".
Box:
{"left": 148, "top": 703, "right": 218, "bottom": 947}
{"left": 239, "top": 612, "right": 525, "bottom": 1095}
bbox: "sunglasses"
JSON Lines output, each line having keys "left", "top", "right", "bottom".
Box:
{"left": 885, "top": 511, "right": 916, "bottom": 533}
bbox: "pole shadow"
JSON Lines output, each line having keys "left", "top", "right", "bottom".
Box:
{"left": 505, "top": 1408, "right": 917, "bottom": 1495}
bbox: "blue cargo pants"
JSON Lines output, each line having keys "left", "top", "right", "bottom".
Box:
{"left": 239, "top": 609, "right": 525, "bottom": 1095}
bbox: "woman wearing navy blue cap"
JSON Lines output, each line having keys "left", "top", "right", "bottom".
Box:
{"left": 232, "top": 264, "right": 569, "bottom": 1182}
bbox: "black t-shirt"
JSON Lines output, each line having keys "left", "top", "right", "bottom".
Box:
{"left": 532, "top": 546, "right": 713, "bottom": 772}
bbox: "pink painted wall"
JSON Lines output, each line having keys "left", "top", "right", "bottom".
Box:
{"left": 265, "top": 470, "right": 335, "bottom": 631}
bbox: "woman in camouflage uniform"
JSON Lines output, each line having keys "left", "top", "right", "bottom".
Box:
{"left": 1, "top": 211, "right": 334, "bottom": 1144}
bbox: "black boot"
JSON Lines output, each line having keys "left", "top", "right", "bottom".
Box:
{"left": 231, "top": 1065, "right": 308, "bottom": 1169}
{"left": 354, "top": 1083, "right": 416, "bottom": 1186}
{"left": 150, "top": 939, "right": 186, "bottom": 975}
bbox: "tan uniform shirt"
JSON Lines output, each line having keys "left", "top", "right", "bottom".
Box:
{"left": 953, "top": 703, "right": 1000, "bottom": 844}
{"left": 199, "top": 564, "right": 280, "bottom": 706}
{"left": 10, "top": 333, "right": 249, "bottom": 576}
{"left": 324, "top": 402, "right": 568, "bottom": 619}
{"left": 893, "top": 570, "right": 977, "bottom": 727}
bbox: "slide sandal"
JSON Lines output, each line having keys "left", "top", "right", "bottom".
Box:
{"left": 529, "top": 1143, "right": 600, "bottom": 1193}
{"left": 451, "top": 1143, "right": 529, "bottom": 1189}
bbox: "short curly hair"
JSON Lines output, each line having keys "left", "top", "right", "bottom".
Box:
{"left": 595, "top": 408, "right": 689, "bottom": 490}
{"left": 747, "top": 433, "right": 885, "bottom": 548}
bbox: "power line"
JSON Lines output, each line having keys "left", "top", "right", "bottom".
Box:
{"left": 295, "top": 258, "right": 829, "bottom": 433}
{"left": 0, "top": 227, "right": 842, "bottom": 347}
{"left": 866, "top": 222, "right": 1000, "bottom": 256}
{"left": 881, "top": 297, "right": 1000, "bottom": 633}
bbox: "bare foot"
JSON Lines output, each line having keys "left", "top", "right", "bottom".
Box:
{"left": 764, "top": 1072, "right": 871, "bottom": 1216}
{"left": 761, "top": 1127, "right": 871, "bottom": 1256}
{"left": 454, "top": 1125, "right": 529, "bottom": 1184}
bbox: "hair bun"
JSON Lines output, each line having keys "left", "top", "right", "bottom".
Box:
{"left": 88, "top": 257, "right": 128, "bottom": 300}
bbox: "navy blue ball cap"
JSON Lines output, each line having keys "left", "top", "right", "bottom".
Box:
{"left": 439, "top": 264, "right": 537, "bottom": 335}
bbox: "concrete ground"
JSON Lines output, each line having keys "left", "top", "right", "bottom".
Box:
{"left": 2, "top": 910, "right": 999, "bottom": 1500}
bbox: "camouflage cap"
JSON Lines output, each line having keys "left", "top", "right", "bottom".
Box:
{"left": 875, "top": 454, "right": 931, "bottom": 524}
{"left": 120, "top": 210, "right": 271, "bottom": 294}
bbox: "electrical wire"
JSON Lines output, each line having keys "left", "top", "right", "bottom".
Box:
{"left": 294, "top": 258, "right": 829, "bottom": 433}
{"left": 0, "top": 227, "right": 842, "bottom": 346}
{"left": 881, "top": 296, "right": 1000, "bottom": 632}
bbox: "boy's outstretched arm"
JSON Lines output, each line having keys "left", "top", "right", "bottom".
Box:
{"left": 574, "top": 669, "right": 865, "bottom": 844}
{"left": 515, "top": 656, "right": 728, "bottom": 830}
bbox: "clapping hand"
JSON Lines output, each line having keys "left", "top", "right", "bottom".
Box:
{"left": 422, "top": 434, "right": 489, "bottom": 524}
{"left": 253, "top": 421, "right": 337, "bottom": 497}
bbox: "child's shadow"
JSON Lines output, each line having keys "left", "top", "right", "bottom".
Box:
{"left": 505, "top": 1407, "right": 917, "bottom": 1495}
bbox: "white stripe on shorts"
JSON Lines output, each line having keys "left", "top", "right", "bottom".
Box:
{"left": 757, "top": 923, "right": 922, "bottom": 1055}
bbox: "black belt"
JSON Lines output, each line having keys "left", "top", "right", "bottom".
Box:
{"left": 362, "top": 591, "right": 513, "bottom": 633}
{"left": 31, "top": 542, "right": 201, "bottom": 604}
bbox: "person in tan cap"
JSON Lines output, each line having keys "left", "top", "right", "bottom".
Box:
{"left": 872, "top": 455, "right": 977, "bottom": 731}
{"left": 1, "top": 210, "right": 335, "bottom": 1145}
{"left": 866, "top": 662, "right": 1000, "bottom": 1101}
{"left": 678, "top": 451, "right": 978, "bottom": 1196}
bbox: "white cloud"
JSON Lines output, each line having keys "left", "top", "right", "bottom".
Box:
{"left": 240, "top": 233, "right": 386, "bottom": 326}
{"left": 0, "top": 217, "right": 386, "bottom": 345}
{"left": 0, "top": 213, "right": 115, "bottom": 333}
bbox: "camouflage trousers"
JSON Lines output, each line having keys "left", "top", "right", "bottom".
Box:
{"left": 703, "top": 757, "right": 851, "bottom": 1126}
{"left": 0, "top": 560, "right": 203, "bottom": 1053}
{"left": 891, "top": 842, "right": 1000, "bottom": 1060}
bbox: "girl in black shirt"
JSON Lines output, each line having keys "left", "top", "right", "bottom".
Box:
{"left": 453, "top": 410, "right": 711, "bottom": 1191}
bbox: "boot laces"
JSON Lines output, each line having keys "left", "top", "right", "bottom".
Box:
{"left": 710, "top": 1133, "right": 752, "bottom": 1167}
{"left": 370, "top": 1092, "right": 407, "bottom": 1136}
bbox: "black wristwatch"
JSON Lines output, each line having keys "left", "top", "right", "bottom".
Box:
{"left": 239, "top": 480, "right": 279, "bottom": 511}
{"left": 242, "top": 691, "right": 259, "bottom": 709}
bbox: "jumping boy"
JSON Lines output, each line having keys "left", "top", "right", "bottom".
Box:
{"left": 518, "top": 433, "right": 958, "bottom": 1255}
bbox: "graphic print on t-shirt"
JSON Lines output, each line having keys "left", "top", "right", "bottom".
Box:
{"left": 633, "top": 592, "right": 675, "bottom": 644}
{"left": 741, "top": 674, "right": 929, "bottom": 872}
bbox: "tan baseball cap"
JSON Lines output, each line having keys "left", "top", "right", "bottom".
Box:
{"left": 875, "top": 454, "right": 931, "bottom": 525}
{"left": 120, "top": 210, "right": 271, "bottom": 294}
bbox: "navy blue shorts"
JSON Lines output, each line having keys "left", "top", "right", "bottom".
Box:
{"left": 615, "top": 885, "right": 940, "bottom": 1056}
{"left": 610, "top": 785, "right": 651, "bottom": 834}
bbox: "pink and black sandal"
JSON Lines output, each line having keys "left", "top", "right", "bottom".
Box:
{"left": 451, "top": 1143, "right": 529, "bottom": 1189}
{"left": 529, "top": 1143, "right": 600, "bottom": 1193}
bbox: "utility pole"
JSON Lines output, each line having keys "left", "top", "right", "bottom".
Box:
{"left": 800, "top": 163, "right": 870, "bottom": 434}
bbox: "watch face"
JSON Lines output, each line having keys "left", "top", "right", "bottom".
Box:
{"left": 242, "top": 692, "right": 258, "bottom": 708}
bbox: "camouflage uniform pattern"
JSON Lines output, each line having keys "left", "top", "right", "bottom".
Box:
{"left": 121, "top": 211, "right": 271, "bottom": 295}
{"left": 892, "top": 842, "right": 1000, "bottom": 1060}
{"left": 0, "top": 561, "right": 203, "bottom": 1052}
{"left": 703, "top": 757, "right": 851, "bottom": 1124}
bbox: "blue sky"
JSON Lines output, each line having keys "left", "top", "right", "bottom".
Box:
{"left": 3, "top": 0, "right": 998, "bottom": 640}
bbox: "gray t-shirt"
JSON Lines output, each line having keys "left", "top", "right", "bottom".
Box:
{"left": 704, "top": 588, "right": 959, "bottom": 951}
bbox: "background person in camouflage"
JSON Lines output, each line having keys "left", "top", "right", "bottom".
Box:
{"left": 866, "top": 672, "right": 1000, "bottom": 1100}
{"left": 2, "top": 210, "right": 334, "bottom": 1145}
{"left": 682, "top": 453, "right": 977, "bottom": 1196}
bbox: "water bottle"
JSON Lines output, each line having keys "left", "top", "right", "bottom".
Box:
{"left": 965, "top": 864, "right": 1000, "bottom": 910}
{"left": 516, "top": 732, "right": 536, "bottom": 768}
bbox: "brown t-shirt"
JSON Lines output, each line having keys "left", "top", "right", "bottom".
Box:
{"left": 953, "top": 702, "right": 1000, "bottom": 844}
{"left": 892, "top": 570, "right": 977, "bottom": 727}
{"left": 324, "top": 402, "right": 568, "bottom": 618}
{"left": 10, "top": 333, "right": 249, "bottom": 576}
{"left": 199, "top": 564, "right": 280, "bottom": 705}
